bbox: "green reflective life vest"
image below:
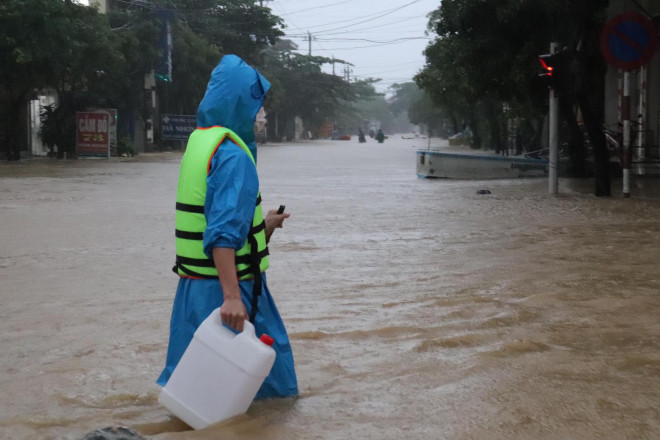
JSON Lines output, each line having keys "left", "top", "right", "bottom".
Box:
{"left": 173, "top": 126, "right": 269, "bottom": 280}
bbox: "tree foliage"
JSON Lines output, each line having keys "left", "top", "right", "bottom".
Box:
{"left": 158, "top": 20, "right": 222, "bottom": 115}
{"left": 389, "top": 82, "right": 448, "bottom": 137}
{"left": 416, "top": 0, "right": 612, "bottom": 194}
{"left": 175, "top": 0, "right": 284, "bottom": 65}
{"left": 389, "top": 82, "right": 422, "bottom": 117}
{"left": 1, "top": 0, "right": 400, "bottom": 159}
{"left": 0, "top": 0, "right": 287, "bottom": 158}
{"left": 0, "top": 0, "right": 126, "bottom": 158}
{"left": 151, "top": 0, "right": 285, "bottom": 117}
{"left": 260, "top": 49, "right": 378, "bottom": 139}
{"left": 2, "top": 0, "right": 376, "bottom": 156}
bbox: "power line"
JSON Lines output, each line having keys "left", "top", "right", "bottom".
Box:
{"left": 276, "top": 0, "right": 433, "bottom": 86}
{"left": 301, "top": 0, "right": 425, "bottom": 34}
{"left": 285, "top": 17, "right": 426, "bottom": 38}
{"left": 289, "top": 36, "right": 429, "bottom": 51}
{"left": 281, "top": 0, "right": 425, "bottom": 34}
{"left": 358, "top": 60, "right": 423, "bottom": 68}
{"left": 272, "top": 1, "right": 304, "bottom": 37}
{"left": 313, "top": 16, "right": 429, "bottom": 36}
{"left": 282, "top": 0, "right": 359, "bottom": 16}
{"left": 315, "top": 36, "right": 430, "bottom": 43}
{"left": 273, "top": 0, "right": 337, "bottom": 59}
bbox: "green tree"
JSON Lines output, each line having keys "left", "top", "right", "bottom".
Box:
{"left": 415, "top": 36, "right": 477, "bottom": 137}
{"left": 128, "top": 0, "right": 285, "bottom": 142}
{"left": 260, "top": 49, "right": 377, "bottom": 140}
{"left": 408, "top": 92, "right": 449, "bottom": 139}
{"left": 38, "top": 105, "right": 59, "bottom": 156}
{"left": 335, "top": 94, "right": 389, "bottom": 135}
{"left": 417, "top": 0, "right": 611, "bottom": 194}
{"left": 157, "top": 20, "right": 222, "bottom": 116}
{"left": 174, "top": 0, "right": 284, "bottom": 66}
{"left": 0, "top": 0, "right": 156, "bottom": 159}
{"left": 0, "top": 0, "right": 284, "bottom": 159}
{"left": 388, "top": 82, "right": 442, "bottom": 136}
{"left": 388, "top": 82, "right": 422, "bottom": 117}
{"left": 106, "top": 8, "right": 161, "bottom": 112}
{"left": 417, "top": 0, "right": 552, "bottom": 151}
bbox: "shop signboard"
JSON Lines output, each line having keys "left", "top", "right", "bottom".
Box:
{"left": 161, "top": 114, "right": 196, "bottom": 141}
{"left": 76, "top": 111, "right": 110, "bottom": 157}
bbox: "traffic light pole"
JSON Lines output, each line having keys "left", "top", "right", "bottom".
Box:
{"left": 548, "top": 42, "right": 559, "bottom": 195}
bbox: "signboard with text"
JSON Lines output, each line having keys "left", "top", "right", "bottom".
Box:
{"left": 93, "top": 108, "right": 117, "bottom": 153}
{"left": 76, "top": 112, "right": 110, "bottom": 157}
{"left": 161, "top": 114, "right": 196, "bottom": 141}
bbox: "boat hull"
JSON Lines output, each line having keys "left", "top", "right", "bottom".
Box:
{"left": 416, "top": 150, "right": 548, "bottom": 179}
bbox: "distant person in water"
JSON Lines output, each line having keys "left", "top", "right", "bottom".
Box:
{"left": 376, "top": 128, "right": 385, "bottom": 144}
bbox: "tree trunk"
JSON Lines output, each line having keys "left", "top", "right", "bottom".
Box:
{"left": 55, "top": 90, "right": 77, "bottom": 159}
{"left": 3, "top": 91, "right": 29, "bottom": 161}
{"left": 7, "top": 107, "right": 24, "bottom": 161}
{"left": 557, "top": 94, "right": 588, "bottom": 176}
{"left": 572, "top": 0, "right": 610, "bottom": 196}
{"left": 485, "top": 99, "right": 503, "bottom": 154}
{"left": 579, "top": 93, "right": 611, "bottom": 196}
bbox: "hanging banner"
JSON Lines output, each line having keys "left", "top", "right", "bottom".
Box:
{"left": 76, "top": 112, "right": 110, "bottom": 157}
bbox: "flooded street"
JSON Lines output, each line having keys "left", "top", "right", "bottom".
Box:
{"left": 1, "top": 137, "right": 659, "bottom": 440}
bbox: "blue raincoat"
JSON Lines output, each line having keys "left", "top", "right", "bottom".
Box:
{"left": 157, "top": 55, "right": 299, "bottom": 399}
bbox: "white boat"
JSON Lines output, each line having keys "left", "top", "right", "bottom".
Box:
{"left": 416, "top": 149, "right": 548, "bottom": 179}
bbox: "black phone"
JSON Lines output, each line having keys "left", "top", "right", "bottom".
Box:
{"left": 277, "top": 205, "right": 285, "bottom": 214}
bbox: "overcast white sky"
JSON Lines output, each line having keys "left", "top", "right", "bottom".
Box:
{"left": 270, "top": 0, "right": 440, "bottom": 94}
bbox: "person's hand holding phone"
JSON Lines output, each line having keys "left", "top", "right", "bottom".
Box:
{"left": 265, "top": 205, "right": 289, "bottom": 242}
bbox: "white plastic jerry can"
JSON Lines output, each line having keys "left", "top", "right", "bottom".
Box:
{"left": 158, "top": 308, "right": 276, "bottom": 429}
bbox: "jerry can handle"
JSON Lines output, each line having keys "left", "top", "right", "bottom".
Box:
{"left": 240, "top": 319, "right": 256, "bottom": 337}
{"left": 210, "top": 308, "right": 256, "bottom": 338}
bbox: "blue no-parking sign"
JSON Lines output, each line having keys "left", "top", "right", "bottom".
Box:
{"left": 600, "top": 12, "right": 657, "bottom": 70}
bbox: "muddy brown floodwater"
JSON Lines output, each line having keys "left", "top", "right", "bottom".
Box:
{"left": 0, "top": 137, "right": 659, "bottom": 440}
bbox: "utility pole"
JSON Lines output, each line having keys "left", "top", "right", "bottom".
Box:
{"left": 304, "top": 31, "right": 315, "bottom": 55}
{"left": 548, "top": 42, "right": 559, "bottom": 195}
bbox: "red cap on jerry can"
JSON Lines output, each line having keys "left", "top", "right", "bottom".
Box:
{"left": 260, "top": 334, "right": 274, "bottom": 346}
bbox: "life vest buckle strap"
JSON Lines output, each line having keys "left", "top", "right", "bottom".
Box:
{"left": 176, "top": 202, "right": 205, "bottom": 214}
{"left": 175, "top": 229, "right": 204, "bottom": 240}
{"left": 235, "top": 254, "right": 252, "bottom": 265}
{"left": 248, "top": 233, "right": 263, "bottom": 323}
{"left": 236, "top": 267, "right": 253, "bottom": 278}
{"left": 175, "top": 255, "right": 216, "bottom": 267}
{"left": 172, "top": 262, "right": 217, "bottom": 279}
{"left": 250, "top": 221, "right": 266, "bottom": 235}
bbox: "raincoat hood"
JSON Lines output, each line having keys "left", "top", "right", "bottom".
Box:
{"left": 197, "top": 55, "right": 270, "bottom": 159}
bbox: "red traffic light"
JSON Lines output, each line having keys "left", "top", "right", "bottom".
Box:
{"left": 538, "top": 51, "right": 566, "bottom": 76}
{"left": 539, "top": 55, "right": 554, "bottom": 75}
{"left": 537, "top": 51, "right": 567, "bottom": 89}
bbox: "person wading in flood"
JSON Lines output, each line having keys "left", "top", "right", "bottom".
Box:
{"left": 157, "top": 54, "right": 299, "bottom": 399}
